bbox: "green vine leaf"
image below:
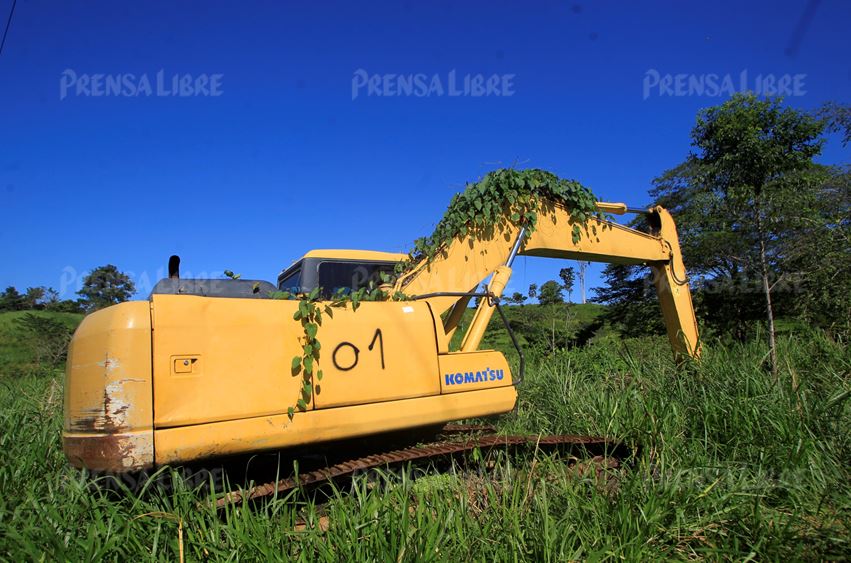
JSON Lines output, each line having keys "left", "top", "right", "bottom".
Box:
{"left": 305, "top": 323, "right": 318, "bottom": 339}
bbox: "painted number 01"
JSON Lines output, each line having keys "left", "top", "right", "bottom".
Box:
{"left": 332, "top": 328, "right": 385, "bottom": 371}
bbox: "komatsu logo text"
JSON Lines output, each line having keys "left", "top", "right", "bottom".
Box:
{"left": 444, "top": 368, "right": 505, "bottom": 386}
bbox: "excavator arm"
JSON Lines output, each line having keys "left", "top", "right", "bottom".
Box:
{"left": 396, "top": 201, "right": 700, "bottom": 361}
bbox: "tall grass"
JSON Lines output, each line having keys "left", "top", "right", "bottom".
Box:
{"left": 0, "top": 331, "right": 848, "bottom": 560}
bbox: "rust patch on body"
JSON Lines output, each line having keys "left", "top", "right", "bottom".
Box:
{"left": 63, "top": 431, "right": 154, "bottom": 472}
{"left": 69, "top": 377, "right": 144, "bottom": 433}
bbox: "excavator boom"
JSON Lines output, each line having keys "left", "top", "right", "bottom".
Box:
{"left": 397, "top": 201, "right": 700, "bottom": 360}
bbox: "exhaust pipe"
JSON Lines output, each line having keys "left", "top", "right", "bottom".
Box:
{"left": 168, "top": 255, "right": 180, "bottom": 279}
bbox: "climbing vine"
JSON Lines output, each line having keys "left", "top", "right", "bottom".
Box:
{"left": 395, "top": 168, "right": 602, "bottom": 276}
{"left": 271, "top": 282, "right": 405, "bottom": 420}
{"left": 229, "top": 168, "right": 602, "bottom": 420}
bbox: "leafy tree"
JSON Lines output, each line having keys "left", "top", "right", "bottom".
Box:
{"left": 593, "top": 264, "right": 665, "bottom": 337}
{"left": 818, "top": 101, "right": 850, "bottom": 146}
{"left": 22, "top": 287, "right": 46, "bottom": 309}
{"left": 46, "top": 299, "right": 86, "bottom": 314}
{"left": 679, "top": 94, "right": 825, "bottom": 376}
{"left": 559, "top": 267, "right": 575, "bottom": 303}
{"left": 505, "top": 291, "right": 527, "bottom": 305}
{"left": 651, "top": 162, "right": 770, "bottom": 340}
{"left": 0, "top": 287, "right": 24, "bottom": 312}
{"left": 538, "top": 280, "right": 564, "bottom": 306}
{"left": 15, "top": 313, "right": 73, "bottom": 368}
{"left": 778, "top": 165, "right": 851, "bottom": 335}
{"left": 78, "top": 265, "right": 136, "bottom": 312}
{"left": 527, "top": 283, "right": 538, "bottom": 300}
{"left": 42, "top": 287, "right": 60, "bottom": 308}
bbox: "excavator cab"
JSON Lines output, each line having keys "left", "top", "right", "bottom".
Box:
{"left": 277, "top": 250, "right": 404, "bottom": 298}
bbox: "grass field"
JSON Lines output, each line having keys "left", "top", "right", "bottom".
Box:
{"left": 0, "top": 310, "right": 849, "bottom": 560}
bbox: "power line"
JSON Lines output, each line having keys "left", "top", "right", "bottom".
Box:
{"left": 0, "top": 0, "right": 17, "bottom": 57}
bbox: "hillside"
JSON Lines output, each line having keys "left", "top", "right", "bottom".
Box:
{"left": 453, "top": 302, "right": 611, "bottom": 354}
{"left": 0, "top": 311, "right": 84, "bottom": 377}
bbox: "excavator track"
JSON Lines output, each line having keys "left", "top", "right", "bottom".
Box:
{"left": 217, "top": 426, "right": 630, "bottom": 508}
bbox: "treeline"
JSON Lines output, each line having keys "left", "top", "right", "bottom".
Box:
{"left": 0, "top": 264, "right": 136, "bottom": 314}
{"left": 0, "top": 286, "right": 84, "bottom": 314}
{"left": 502, "top": 268, "right": 579, "bottom": 306}
{"left": 594, "top": 95, "right": 850, "bottom": 373}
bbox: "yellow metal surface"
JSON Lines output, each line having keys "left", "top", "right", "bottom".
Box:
{"left": 172, "top": 356, "right": 198, "bottom": 374}
{"left": 62, "top": 301, "right": 154, "bottom": 471}
{"left": 151, "top": 295, "right": 308, "bottom": 428}
{"left": 397, "top": 204, "right": 670, "bottom": 319}
{"left": 595, "top": 201, "right": 628, "bottom": 215}
{"left": 154, "top": 386, "right": 517, "bottom": 465}
{"left": 301, "top": 249, "right": 407, "bottom": 261}
{"left": 461, "top": 265, "right": 512, "bottom": 352}
{"left": 309, "top": 302, "right": 441, "bottom": 408}
{"left": 151, "top": 296, "right": 445, "bottom": 428}
{"left": 648, "top": 207, "right": 701, "bottom": 359}
{"left": 438, "top": 350, "right": 513, "bottom": 394}
{"left": 396, "top": 200, "right": 698, "bottom": 362}
{"left": 523, "top": 203, "right": 670, "bottom": 264}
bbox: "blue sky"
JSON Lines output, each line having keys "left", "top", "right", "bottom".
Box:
{"left": 1, "top": 0, "right": 849, "bottom": 301}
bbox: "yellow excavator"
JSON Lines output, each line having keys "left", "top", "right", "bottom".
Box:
{"left": 63, "top": 176, "right": 699, "bottom": 474}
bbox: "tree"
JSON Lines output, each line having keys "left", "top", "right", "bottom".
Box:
{"left": 42, "top": 287, "right": 60, "bottom": 308}
{"left": 818, "top": 101, "right": 850, "bottom": 146}
{"left": 651, "top": 161, "right": 769, "bottom": 340}
{"left": 505, "top": 292, "right": 527, "bottom": 305}
{"left": 779, "top": 165, "right": 851, "bottom": 336}
{"left": 685, "top": 94, "right": 825, "bottom": 376}
{"left": 15, "top": 313, "right": 73, "bottom": 368}
{"left": 47, "top": 299, "right": 86, "bottom": 314}
{"left": 559, "top": 267, "right": 575, "bottom": 303}
{"left": 528, "top": 283, "right": 538, "bottom": 300}
{"left": 538, "top": 280, "right": 564, "bottom": 306}
{"left": 22, "top": 287, "right": 46, "bottom": 310}
{"left": 78, "top": 265, "right": 136, "bottom": 312}
{"left": 0, "top": 287, "right": 25, "bottom": 312}
{"left": 593, "top": 264, "right": 665, "bottom": 337}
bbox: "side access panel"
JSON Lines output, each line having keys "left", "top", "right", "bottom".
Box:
{"left": 438, "top": 350, "right": 514, "bottom": 394}
{"left": 151, "top": 295, "right": 307, "bottom": 428}
{"left": 312, "top": 301, "right": 442, "bottom": 408}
